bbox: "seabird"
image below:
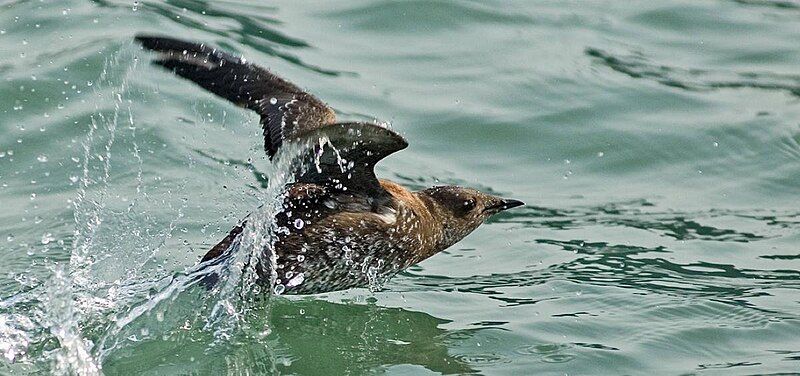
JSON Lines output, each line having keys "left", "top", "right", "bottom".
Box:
{"left": 135, "top": 35, "right": 524, "bottom": 295}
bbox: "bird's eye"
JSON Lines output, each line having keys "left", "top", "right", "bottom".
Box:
{"left": 463, "top": 199, "right": 477, "bottom": 212}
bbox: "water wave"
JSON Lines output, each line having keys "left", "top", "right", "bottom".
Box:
{"left": 587, "top": 47, "right": 800, "bottom": 97}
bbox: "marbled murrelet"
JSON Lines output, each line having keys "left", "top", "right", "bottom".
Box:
{"left": 136, "top": 35, "right": 524, "bottom": 295}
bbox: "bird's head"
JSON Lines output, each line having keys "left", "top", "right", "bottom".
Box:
{"left": 420, "top": 186, "right": 524, "bottom": 251}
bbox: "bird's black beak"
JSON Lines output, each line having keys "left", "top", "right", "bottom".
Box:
{"left": 484, "top": 198, "right": 525, "bottom": 214}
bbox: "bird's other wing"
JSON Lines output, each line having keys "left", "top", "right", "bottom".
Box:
{"left": 294, "top": 121, "right": 408, "bottom": 199}
{"left": 135, "top": 34, "right": 336, "bottom": 159}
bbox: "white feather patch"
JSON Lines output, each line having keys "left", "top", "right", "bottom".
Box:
{"left": 375, "top": 208, "right": 397, "bottom": 224}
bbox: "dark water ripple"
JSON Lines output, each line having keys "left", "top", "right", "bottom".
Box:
{"left": 90, "top": 0, "right": 344, "bottom": 76}
{"left": 324, "top": 0, "right": 534, "bottom": 32}
{"left": 587, "top": 47, "right": 800, "bottom": 97}
{"left": 733, "top": 0, "right": 800, "bottom": 10}
{"left": 499, "top": 202, "right": 791, "bottom": 243}
{"left": 403, "top": 258, "right": 800, "bottom": 305}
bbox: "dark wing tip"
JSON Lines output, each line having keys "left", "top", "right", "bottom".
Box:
{"left": 133, "top": 34, "right": 160, "bottom": 48}
{"left": 135, "top": 34, "right": 204, "bottom": 53}
{"left": 135, "top": 34, "right": 180, "bottom": 51}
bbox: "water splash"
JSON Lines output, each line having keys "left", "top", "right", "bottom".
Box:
{"left": 37, "top": 45, "right": 144, "bottom": 375}
{"left": 201, "top": 140, "right": 311, "bottom": 338}
{"left": 0, "top": 313, "right": 34, "bottom": 363}
{"left": 45, "top": 267, "right": 101, "bottom": 376}
{"left": 0, "top": 42, "right": 278, "bottom": 374}
{"left": 0, "top": 37, "right": 386, "bottom": 374}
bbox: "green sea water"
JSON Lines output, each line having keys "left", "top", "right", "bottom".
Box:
{"left": 1, "top": 0, "right": 800, "bottom": 374}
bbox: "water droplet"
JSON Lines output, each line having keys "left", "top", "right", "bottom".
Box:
{"left": 296, "top": 254, "right": 305, "bottom": 262}
{"left": 269, "top": 97, "right": 278, "bottom": 105}
{"left": 713, "top": 141, "right": 719, "bottom": 147}
{"left": 6, "top": 235, "right": 14, "bottom": 242}
{"left": 273, "top": 284, "right": 285, "bottom": 295}
{"left": 597, "top": 152, "right": 604, "bottom": 157}
{"left": 41, "top": 233, "right": 55, "bottom": 244}
{"left": 286, "top": 273, "right": 305, "bottom": 287}
{"left": 293, "top": 218, "right": 304, "bottom": 229}
{"left": 36, "top": 155, "right": 47, "bottom": 163}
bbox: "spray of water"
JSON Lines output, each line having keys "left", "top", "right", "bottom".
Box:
{"left": 0, "top": 43, "right": 313, "bottom": 374}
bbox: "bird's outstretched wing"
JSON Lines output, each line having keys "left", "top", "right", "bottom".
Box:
{"left": 135, "top": 35, "right": 407, "bottom": 197}
{"left": 135, "top": 34, "right": 335, "bottom": 158}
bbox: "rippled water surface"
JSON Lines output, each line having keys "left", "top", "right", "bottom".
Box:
{"left": 1, "top": 0, "right": 800, "bottom": 374}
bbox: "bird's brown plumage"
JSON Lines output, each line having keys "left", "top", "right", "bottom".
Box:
{"left": 136, "top": 35, "right": 524, "bottom": 294}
